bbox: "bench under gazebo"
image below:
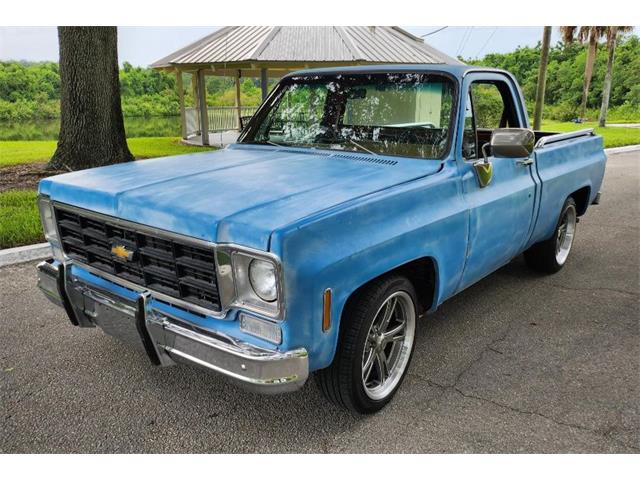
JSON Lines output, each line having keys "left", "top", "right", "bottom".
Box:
{"left": 151, "top": 26, "right": 461, "bottom": 146}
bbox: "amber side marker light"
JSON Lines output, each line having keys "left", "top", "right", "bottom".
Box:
{"left": 322, "top": 288, "right": 332, "bottom": 332}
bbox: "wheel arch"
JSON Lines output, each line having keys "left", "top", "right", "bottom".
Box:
{"left": 341, "top": 256, "right": 439, "bottom": 320}
{"left": 569, "top": 185, "right": 591, "bottom": 216}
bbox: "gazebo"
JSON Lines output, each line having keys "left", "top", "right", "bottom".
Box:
{"left": 151, "top": 26, "right": 461, "bottom": 146}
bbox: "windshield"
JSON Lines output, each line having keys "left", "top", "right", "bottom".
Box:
{"left": 240, "top": 73, "right": 457, "bottom": 160}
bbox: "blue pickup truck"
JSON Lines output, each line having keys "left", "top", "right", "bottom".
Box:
{"left": 37, "top": 65, "right": 606, "bottom": 413}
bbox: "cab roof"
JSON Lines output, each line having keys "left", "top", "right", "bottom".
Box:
{"left": 285, "top": 64, "right": 510, "bottom": 80}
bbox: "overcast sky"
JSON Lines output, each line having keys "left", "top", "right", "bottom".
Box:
{"left": 0, "top": 26, "right": 636, "bottom": 66}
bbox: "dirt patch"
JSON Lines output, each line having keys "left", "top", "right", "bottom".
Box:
{"left": 0, "top": 162, "right": 67, "bottom": 192}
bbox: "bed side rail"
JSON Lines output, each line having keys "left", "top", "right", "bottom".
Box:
{"left": 534, "top": 128, "right": 595, "bottom": 149}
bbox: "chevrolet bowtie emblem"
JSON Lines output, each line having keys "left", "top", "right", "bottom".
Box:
{"left": 111, "top": 244, "right": 135, "bottom": 261}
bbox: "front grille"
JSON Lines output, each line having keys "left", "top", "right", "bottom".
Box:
{"left": 54, "top": 206, "right": 220, "bottom": 312}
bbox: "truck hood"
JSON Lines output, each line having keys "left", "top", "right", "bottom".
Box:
{"left": 39, "top": 144, "right": 442, "bottom": 250}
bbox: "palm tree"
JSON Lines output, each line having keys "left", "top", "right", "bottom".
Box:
{"left": 598, "top": 27, "right": 634, "bottom": 127}
{"left": 559, "top": 26, "right": 607, "bottom": 119}
{"left": 533, "top": 27, "right": 552, "bottom": 130}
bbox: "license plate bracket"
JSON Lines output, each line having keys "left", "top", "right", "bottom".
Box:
{"left": 82, "top": 291, "right": 145, "bottom": 349}
{"left": 65, "top": 273, "right": 146, "bottom": 350}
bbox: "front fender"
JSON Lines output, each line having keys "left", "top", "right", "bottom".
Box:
{"left": 273, "top": 162, "right": 468, "bottom": 371}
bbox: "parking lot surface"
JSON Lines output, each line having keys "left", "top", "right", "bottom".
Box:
{"left": 1, "top": 151, "right": 638, "bottom": 453}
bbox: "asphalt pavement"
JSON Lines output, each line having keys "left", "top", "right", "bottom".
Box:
{"left": 1, "top": 151, "right": 638, "bottom": 453}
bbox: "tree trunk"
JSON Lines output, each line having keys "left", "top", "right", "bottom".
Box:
{"left": 579, "top": 29, "right": 598, "bottom": 119}
{"left": 49, "top": 27, "right": 133, "bottom": 171}
{"left": 533, "top": 26, "right": 552, "bottom": 131}
{"left": 598, "top": 27, "right": 618, "bottom": 127}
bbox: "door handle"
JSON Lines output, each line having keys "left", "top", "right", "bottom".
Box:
{"left": 516, "top": 158, "right": 534, "bottom": 166}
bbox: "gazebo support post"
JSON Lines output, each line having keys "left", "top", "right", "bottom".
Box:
{"left": 196, "top": 69, "right": 210, "bottom": 146}
{"left": 235, "top": 70, "right": 242, "bottom": 131}
{"left": 191, "top": 73, "right": 199, "bottom": 136}
{"left": 260, "top": 67, "right": 268, "bottom": 101}
{"left": 176, "top": 70, "right": 187, "bottom": 140}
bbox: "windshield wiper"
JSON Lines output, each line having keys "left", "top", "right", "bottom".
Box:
{"left": 244, "top": 140, "right": 288, "bottom": 148}
{"left": 348, "top": 138, "right": 378, "bottom": 156}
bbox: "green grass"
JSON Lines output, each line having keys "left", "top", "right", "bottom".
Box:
{"left": 127, "top": 137, "right": 217, "bottom": 159}
{"left": 0, "top": 190, "right": 43, "bottom": 249}
{"left": 1, "top": 124, "right": 638, "bottom": 168}
{"left": 0, "top": 137, "right": 215, "bottom": 167}
{"left": 0, "top": 138, "right": 216, "bottom": 248}
{"left": 0, "top": 140, "right": 56, "bottom": 167}
{"left": 541, "top": 121, "right": 640, "bottom": 148}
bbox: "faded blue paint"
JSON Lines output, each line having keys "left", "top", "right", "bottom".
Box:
{"left": 528, "top": 135, "right": 606, "bottom": 243}
{"left": 454, "top": 71, "right": 537, "bottom": 290}
{"left": 39, "top": 145, "right": 441, "bottom": 251}
{"left": 39, "top": 64, "right": 607, "bottom": 372}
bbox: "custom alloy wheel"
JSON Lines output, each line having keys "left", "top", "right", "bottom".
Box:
{"left": 361, "top": 291, "right": 416, "bottom": 401}
{"left": 555, "top": 202, "right": 577, "bottom": 266}
{"left": 524, "top": 196, "right": 578, "bottom": 274}
{"left": 315, "top": 275, "right": 418, "bottom": 414}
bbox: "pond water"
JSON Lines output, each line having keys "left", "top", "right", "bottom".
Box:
{"left": 0, "top": 116, "right": 183, "bottom": 141}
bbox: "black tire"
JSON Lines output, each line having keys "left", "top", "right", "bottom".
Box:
{"left": 524, "top": 197, "right": 578, "bottom": 274}
{"left": 315, "top": 275, "right": 418, "bottom": 414}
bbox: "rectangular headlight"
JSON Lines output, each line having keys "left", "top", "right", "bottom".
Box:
{"left": 232, "top": 251, "right": 281, "bottom": 317}
{"left": 215, "top": 246, "right": 284, "bottom": 319}
{"left": 37, "top": 196, "right": 65, "bottom": 262}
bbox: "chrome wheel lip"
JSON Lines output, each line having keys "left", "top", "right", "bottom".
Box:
{"left": 361, "top": 290, "right": 416, "bottom": 401}
{"left": 555, "top": 204, "right": 577, "bottom": 266}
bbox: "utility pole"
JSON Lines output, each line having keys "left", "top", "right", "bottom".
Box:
{"left": 533, "top": 26, "right": 552, "bottom": 131}
{"left": 599, "top": 27, "right": 619, "bottom": 127}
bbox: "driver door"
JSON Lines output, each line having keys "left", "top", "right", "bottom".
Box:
{"left": 457, "top": 73, "right": 538, "bottom": 290}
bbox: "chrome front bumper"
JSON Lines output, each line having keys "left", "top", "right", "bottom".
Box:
{"left": 37, "top": 259, "right": 308, "bottom": 393}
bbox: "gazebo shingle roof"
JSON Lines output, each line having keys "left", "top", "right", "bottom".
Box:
{"left": 151, "top": 26, "right": 462, "bottom": 68}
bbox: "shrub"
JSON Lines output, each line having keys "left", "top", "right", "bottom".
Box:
{"left": 545, "top": 102, "right": 579, "bottom": 122}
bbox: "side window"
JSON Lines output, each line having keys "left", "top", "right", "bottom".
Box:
{"left": 470, "top": 81, "right": 520, "bottom": 130}
{"left": 462, "top": 93, "right": 477, "bottom": 160}
{"left": 462, "top": 79, "right": 521, "bottom": 161}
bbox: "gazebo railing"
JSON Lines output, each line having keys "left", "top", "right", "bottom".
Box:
{"left": 185, "top": 106, "right": 259, "bottom": 136}
{"left": 185, "top": 107, "right": 199, "bottom": 136}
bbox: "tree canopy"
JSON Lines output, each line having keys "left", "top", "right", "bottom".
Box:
{"left": 1, "top": 34, "right": 638, "bottom": 123}
{"left": 466, "top": 34, "right": 640, "bottom": 121}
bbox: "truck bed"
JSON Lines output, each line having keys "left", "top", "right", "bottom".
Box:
{"left": 527, "top": 128, "right": 607, "bottom": 247}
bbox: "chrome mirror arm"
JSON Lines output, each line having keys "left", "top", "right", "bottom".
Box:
{"left": 481, "top": 142, "right": 491, "bottom": 163}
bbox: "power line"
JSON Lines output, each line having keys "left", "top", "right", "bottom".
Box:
{"left": 455, "top": 27, "right": 470, "bottom": 56}
{"left": 460, "top": 26, "right": 475, "bottom": 57}
{"left": 420, "top": 26, "right": 448, "bottom": 37}
{"left": 475, "top": 27, "right": 498, "bottom": 58}
{"left": 457, "top": 27, "right": 474, "bottom": 57}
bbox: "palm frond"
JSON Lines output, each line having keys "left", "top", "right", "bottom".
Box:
{"left": 559, "top": 26, "right": 577, "bottom": 44}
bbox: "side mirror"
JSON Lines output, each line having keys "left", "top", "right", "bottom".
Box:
{"left": 491, "top": 128, "right": 535, "bottom": 158}
{"left": 473, "top": 157, "right": 493, "bottom": 188}
{"left": 472, "top": 142, "right": 493, "bottom": 188}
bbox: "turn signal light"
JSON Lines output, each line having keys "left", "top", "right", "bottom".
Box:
{"left": 322, "top": 288, "right": 332, "bottom": 332}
